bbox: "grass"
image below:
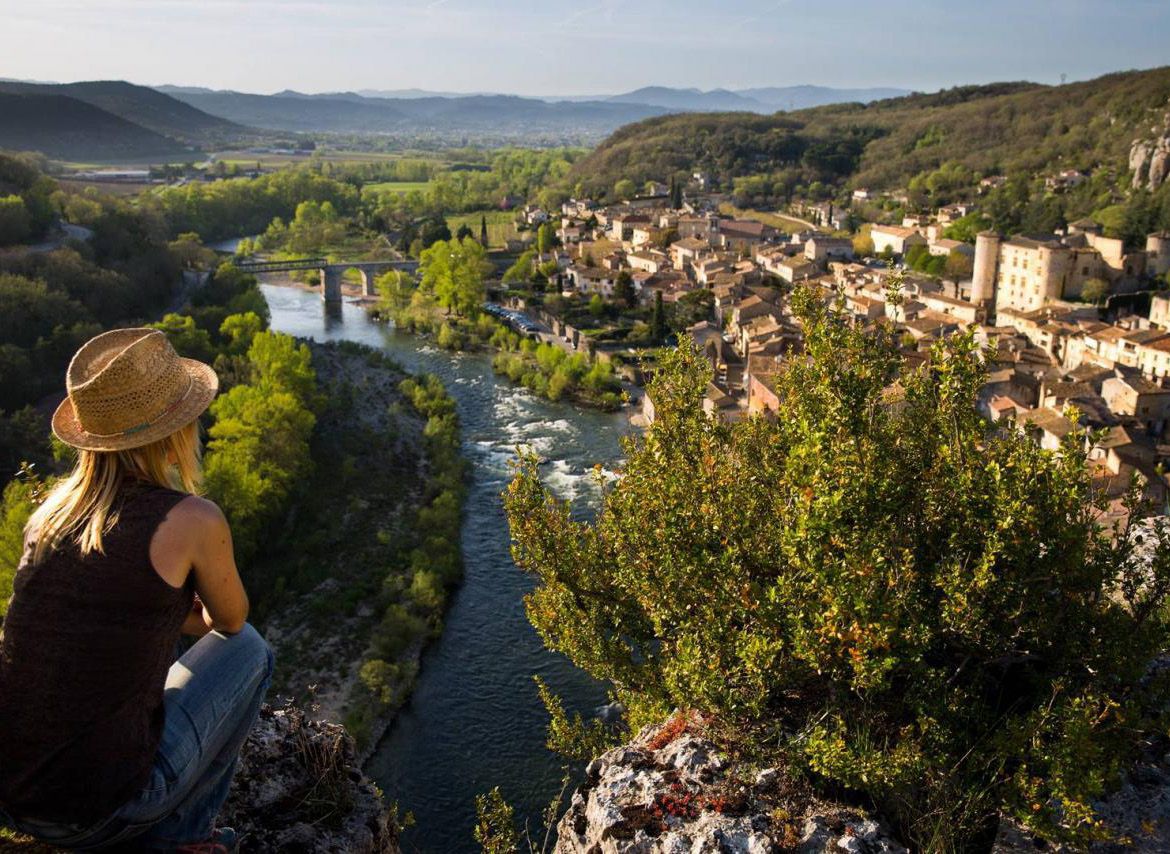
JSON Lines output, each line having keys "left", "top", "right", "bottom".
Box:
{"left": 56, "top": 178, "right": 155, "bottom": 196}
{"left": 211, "top": 149, "right": 422, "bottom": 166}
{"left": 447, "top": 209, "right": 521, "bottom": 249}
{"left": 718, "top": 203, "right": 813, "bottom": 232}
{"left": 363, "top": 180, "right": 433, "bottom": 196}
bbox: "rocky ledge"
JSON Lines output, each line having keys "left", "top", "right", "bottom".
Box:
{"left": 556, "top": 714, "right": 1170, "bottom": 854}
{"left": 553, "top": 714, "right": 906, "bottom": 854}
{"left": 219, "top": 702, "right": 399, "bottom": 853}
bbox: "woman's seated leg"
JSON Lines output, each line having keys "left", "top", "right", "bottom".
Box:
{"left": 113, "top": 623, "right": 274, "bottom": 850}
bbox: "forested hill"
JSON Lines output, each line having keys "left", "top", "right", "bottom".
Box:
{"left": 0, "top": 92, "right": 193, "bottom": 161}
{"left": 566, "top": 66, "right": 1170, "bottom": 199}
{"left": 0, "top": 80, "right": 243, "bottom": 147}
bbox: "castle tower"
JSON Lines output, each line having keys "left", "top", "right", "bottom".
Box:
{"left": 970, "top": 230, "right": 1001, "bottom": 306}
{"left": 1148, "top": 231, "right": 1170, "bottom": 279}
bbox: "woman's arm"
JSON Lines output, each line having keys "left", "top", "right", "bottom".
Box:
{"left": 185, "top": 498, "right": 249, "bottom": 634}
{"left": 154, "top": 496, "right": 249, "bottom": 634}
{"left": 181, "top": 595, "right": 213, "bottom": 637}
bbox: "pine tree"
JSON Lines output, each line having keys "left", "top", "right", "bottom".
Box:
{"left": 480, "top": 214, "right": 488, "bottom": 246}
{"left": 651, "top": 291, "right": 667, "bottom": 342}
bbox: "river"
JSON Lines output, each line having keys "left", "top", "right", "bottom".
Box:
{"left": 261, "top": 284, "right": 632, "bottom": 853}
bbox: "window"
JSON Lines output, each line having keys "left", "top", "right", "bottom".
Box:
{"left": 1082, "top": 266, "right": 1089, "bottom": 275}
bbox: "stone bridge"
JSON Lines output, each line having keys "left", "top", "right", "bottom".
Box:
{"left": 236, "top": 257, "right": 420, "bottom": 304}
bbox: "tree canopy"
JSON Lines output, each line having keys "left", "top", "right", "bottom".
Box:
{"left": 506, "top": 286, "right": 1170, "bottom": 850}
{"left": 418, "top": 236, "right": 491, "bottom": 317}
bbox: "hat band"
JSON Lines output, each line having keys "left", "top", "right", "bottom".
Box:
{"left": 82, "top": 374, "right": 196, "bottom": 440}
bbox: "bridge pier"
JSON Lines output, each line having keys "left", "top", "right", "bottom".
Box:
{"left": 320, "top": 267, "right": 343, "bottom": 305}
{"left": 361, "top": 269, "right": 379, "bottom": 297}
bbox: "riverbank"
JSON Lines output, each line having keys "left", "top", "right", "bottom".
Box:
{"left": 253, "top": 339, "right": 465, "bottom": 756}
{"left": 261, "top": 285, "right": 626, "bottom": 852}
{"left": 366, "top": 298, "right": 625, "bottom": 412}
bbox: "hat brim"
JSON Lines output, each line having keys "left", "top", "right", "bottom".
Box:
{"left": 52, "top": 358, "right": 219, "bottom": 452}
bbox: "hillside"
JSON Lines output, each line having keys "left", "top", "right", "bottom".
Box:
{"left": 0, "top": 79, "right": 243, "bottom": 147}
{"left": 0, "top": 92, "right": 192, "bottom": 161}
{"left": 566, "top": 67, "right": 1170, "bottom": 198}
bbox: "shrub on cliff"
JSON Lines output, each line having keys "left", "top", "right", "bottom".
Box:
{"left": 505, "top": 286, "right": 1170, "bottom": 850}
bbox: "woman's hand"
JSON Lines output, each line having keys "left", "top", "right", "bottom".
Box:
{"left": 181, "top": 595, "right": 213, "bottom": 637}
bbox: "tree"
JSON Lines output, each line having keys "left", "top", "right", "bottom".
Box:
{"left": 505, "top": 287, "right": 1170, "bottom": 851}
{"left": 0, "top": 470, "right": 41, "bottom": 619}
{"left": 502, "top": 249, "right": 536, "bottom": 285}
{"left": 614, "top": 270, "right": 636, "bottom": 308}
{"left": 168, "top": 232, "right": 216, "bottom": 271}
{"left": 651, "top": 291, "right": 667, "bottom": 342}
{"left": 670, "top": 177, "right": 683, "bottom": 210}
{"left": 852, "top": 233, "right": 875, "bottom": 257}
{"left": 149, "top": 313, "right": 215, "bottom": 362}
{"left": 0, "top": 195, "right": 32, "bottom": 246}
{"left": 203, "top": 331, "right": 317, "bottom": 562}
{"left": 588, "top": 293, "right": 605, "bottom": 318}
{"left": 1081, "top": 276, "right": 1110, "bottom": 305}
{"left": 376, "top": 269, "right": 415, "bottom": 313}
{"left": 219, "top": 311, "right": 264, "bottom": 355}
{"left": 536, "top": 222, "right": 556, "bottom": 255}
{"left": 480, "top": 214, "right": 489, "bottom": 246}
{"left": 942, "top": 212, "right": 992, "bottom": 243}
{"left": 945, "top": 249, "right": 974, "bottom": 281}
{"left": 455, "top": 223, "right": 474, "bottom": 241}
{"left": 613, "top": 179, "right": 636, "bottom": 201}
{"left": 418, "top": 237, "right": 490, "bottom": 317}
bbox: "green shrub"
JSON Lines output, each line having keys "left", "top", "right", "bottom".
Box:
{"left": 409, "top": 569, "right": 446, "bottom": 613}
{"left": 505, "top": 285, "right": 1170, "bottom": 850}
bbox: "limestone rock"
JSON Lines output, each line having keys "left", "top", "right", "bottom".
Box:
{"left": 553, "top": 717, "right": 906, "bottom": 854}
{"left": 219, "top": 702, "right": 399, "bottom": 853}
{"left": 1129, "top": 108, "right": 1170, "bottom": 191}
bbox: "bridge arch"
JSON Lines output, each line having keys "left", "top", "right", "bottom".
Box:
{"left": 236, "top": 257, "right": 419, "bottom": 305}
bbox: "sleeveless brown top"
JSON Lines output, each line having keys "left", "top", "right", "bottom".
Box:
{"left": 0, "top": 481, "right": 194, "bottom": 825}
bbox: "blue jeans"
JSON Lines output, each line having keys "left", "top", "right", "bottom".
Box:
{"left": 6, "top": 623, "right": 273, "bottom": 851}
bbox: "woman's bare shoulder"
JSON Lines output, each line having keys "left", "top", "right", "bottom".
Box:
{"left": 164, "top": 495, "right": 229, "bottom": 535}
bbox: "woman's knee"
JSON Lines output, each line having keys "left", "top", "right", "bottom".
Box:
{"left": 222, "top": 622, "right": 274, "bottom": 682}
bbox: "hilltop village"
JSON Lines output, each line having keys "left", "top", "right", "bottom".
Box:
{"left": 488, "top": 178, "right": 1170, "bottom": 522}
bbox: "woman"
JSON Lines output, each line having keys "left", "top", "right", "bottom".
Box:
{"left": 0, "top": 328, "right": 273, "bottom": 853}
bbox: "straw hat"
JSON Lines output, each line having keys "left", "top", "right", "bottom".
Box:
{"left": 52, "top": 328, "right": 219, "bottom": 452}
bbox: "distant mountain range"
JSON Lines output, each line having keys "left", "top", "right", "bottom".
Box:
{"left": 331, "top": 85, "right": 911, "bottom": 111}
{"left": 601, "top": 85, "right": 909, "bottom": 111}
{"left": 152, "top": 84, "right": 911, "bottom": 137}
{"left": 0, "top": 79, "right": 911, "bottom": 162}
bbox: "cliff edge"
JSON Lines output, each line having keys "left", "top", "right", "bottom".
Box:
{"left": 555, "top": 714, "right": 1170, "bottom": 853}
{"left": 219, "top": 701, "right": 399, "bottom": 853}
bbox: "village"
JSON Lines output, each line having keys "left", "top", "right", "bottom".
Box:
{"left": 489, "top": 174, "right": 1170, "bottom": 521}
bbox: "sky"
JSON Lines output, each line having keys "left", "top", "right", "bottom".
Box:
{"left": 2, "top": 0, "right": 1169, "bottom": 97}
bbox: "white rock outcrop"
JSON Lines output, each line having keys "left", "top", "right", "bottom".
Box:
{"left": 1130, "top": 109, "right": 1170, "bottom": 191}
{"left": 553, "top": 716, "right": 906, "bottom": 854}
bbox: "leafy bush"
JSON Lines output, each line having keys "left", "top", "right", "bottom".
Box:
{"left": 505, "top": 287, "right": 1170, "bottom": 850}
{"left": 491, "top": 343, "right": 621, "bottom": 410}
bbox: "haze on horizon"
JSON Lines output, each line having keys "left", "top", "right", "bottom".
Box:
{"left": 2, "top": 0, "right": 1169, "bottom": 97}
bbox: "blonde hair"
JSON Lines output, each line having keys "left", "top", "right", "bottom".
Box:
{"left": 26, "top": 421, "right": 203, "bottom": 565}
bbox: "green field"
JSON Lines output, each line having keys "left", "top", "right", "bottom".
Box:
{"left": 364, "top": 180, "right": 434, "bottom": 196}
{"left": 718, "top": 203, "right": 813, "bottom": 233}
{"left": 446, "top": 209, "right": 521, "bottom": 249}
